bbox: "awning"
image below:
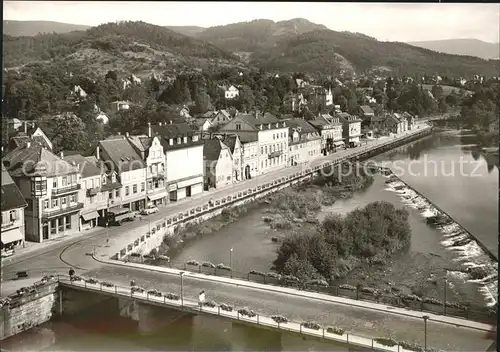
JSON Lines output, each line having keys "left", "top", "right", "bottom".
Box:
{"left": 108, "top": 207, "right": 129, "bottom": 215}
{"left": 148, "top": 190, "right": 168, "bottom": 201}
{"left": 1, "top": 228, "right": 23, "bottom": 245}
{"left": 115, "top": 213, "right": 131, "bottom": 222}
{"left": 334, "top": 141, "right": 345, "bottom": 147}
{"left": 81, "top": 211, "right": 99, "bottom": 222}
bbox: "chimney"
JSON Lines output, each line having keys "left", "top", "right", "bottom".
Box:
{"left": 26, "top": 141, "right": 31, "bottom": 148}
{"left": 60, "top": 151, "right": 64, "bottom": 159}
{"left": 148, "top": 122, "right": 152, "bottom": 137}
{"left": 96, "top": 146, "right": 100, "bottom": 160}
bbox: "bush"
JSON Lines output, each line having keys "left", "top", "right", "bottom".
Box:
{"left": 219, "top": 303, "right": 233, "bottom": 312}
{"left": 306, "top": 279, "right": 329, "bottom": 287}
{"left": 339, "top": 284, "right": 356, "bottom": 291}
{"left": 374, "top": 338, "right": 398, "bottom": 347}
{"left": 101, "top": 281, "right": 114, "bottom": 288}
{"left": 266, "top": 272, "right": 281, "bottom": 279}
{"left": 131, "top": 286, "right": 146, "bottom": 294}
{"left": 281, "top": 275, "right": 300, "bottom": 283}
{"left": 85, "top": 277, "right": 99, "bottom": 285}
{"left": 71, "top": 275, "right": 83, "bottom": 282}
{"left": 186, "top": 260, "right": 200, "bottom": 266}
{"left": 327, "top": 327, "right": 345, "bottom": 335}
{"left": 238, "top": 308, "right": 256, "bottom": 318}
{"left": 41, "top": 275, "right": 57, "bottom": 283}
{"left": 360, "top": 286, "right": 378, "bottom": 295}
{"left": 422, "top": 297, "right": 443, "bottom": 305}
{"left": 399, "top": 341, "right": 425, "bottom": 352}
{"left": 130, "top": 252, "right": 141, "bottom": 257}
{"left": 445, "top": 301, "right": 465, "bottom": 309}
{"left": 249, "top": 270, "right": 265, "bottom": 277}
{"left": 147, "top": 289, "right": 163, "bottom": 297}
{"left": 216, "top": 263, "right": 231, "bottom": 271}
{"left": 302, "top": 321, "right": 321, "bottom": 330}
{"left": 202, "top": 261, "right": 216, "bottom": 268}
{"left": 203, "top": 300, "right": 217, "bottom": 308}
{"left": 401, "top": 294, "right": 422, "bottom": 302}
{"left": 164, "top": 293, "right": 180, "bottom": 301}
{"left": 271, "top": 315, "right": 288, "bottom": 324}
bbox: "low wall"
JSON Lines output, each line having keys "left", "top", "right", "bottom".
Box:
{"left": 115, "top": 126, "right": 433, "bottom": 260}
{"left": 0, "top": 282, "right": 59, "bottom": 340}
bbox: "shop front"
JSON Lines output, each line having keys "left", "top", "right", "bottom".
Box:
{"left": 148, "top": 189, "right": 168, "bottom": 207}
{"left": 1, "top": 228, "right": 23, "bottom": 255}
{"left": 80, "top": 211, "right": 99, "bottom": 231}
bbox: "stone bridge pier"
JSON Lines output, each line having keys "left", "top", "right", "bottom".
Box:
{"left": 118, "top": 299, "right": 192, "bottom": 334}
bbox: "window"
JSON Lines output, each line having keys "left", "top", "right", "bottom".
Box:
{"left": 89, "top": 179, "right": 94, "bottom": 189}
{"left": 62, "top": 177, "right": 67, "bottom": 187}
{"left": 102, "top": 176, "right": 107, "bottom": 185}
{"left": 70, "top": 195, "right": 76, "bottom": 203}
{"left": 89, "top": 196, "right": 94, "bottom": 204}
{"left": 177, "top": 137, "right": 181, "bottom": 144}
{"left": 265, "top": 146, "right": 268, "bottom": 154}
{"left": 183, "top": 136, "right": 188, "bottom": 143}
{"left": 125, "top": 186, "right": 129, "bottom": 196}
{"left": 148, "top": 181, "right": 152, "bottom": 190}
{"left": 236, "top": 123, "right": 241, "bottom": 131}
{"left": 62, "top": 197, "right": 67, "bottom": 205}
{"left": 72, "top": 174, "right": 77, "bottom": 184}
{"left": 44, "top": 200, "right": 49, "bottom": 209}
{"left": 141, "top": 183, "right": 145, "bottom": 192}
{"left": 115, "top": 189, "right": 120, "bottom": 197}
{"left": 52, "top": 199, "right": 58, "bottom": 208}
{"left": 133, "top": 184, "right": 137, "bottom": 193}
{"left": 53, "top": 180, "right": 57, "bottom": 188}
{"left": 32, "top": 179, "right": 47, "bottom": 195}
{"left": 112, "top": 174, "right": 116, "bottom": 183}
{"left": 109, "top": 192, "right": 113, "bottom": 200}
{"left": 51, "top": 219, "right": 57, "bottom": 234}
{"left": 273, "top": 134, "right": 275, "bottom": 140}
{"left": 261, "top": 147, "right": 263, "bottom": 154}
{"left": 9, "top": 210, "right": 17, "bottom": 221}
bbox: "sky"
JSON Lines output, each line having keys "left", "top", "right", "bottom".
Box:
{"left": 4, "top": 1, "right": 500, "bottom": 43}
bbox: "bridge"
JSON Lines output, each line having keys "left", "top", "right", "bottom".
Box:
{"left": 4, "top": 123, "right": 495, "bottom": 351}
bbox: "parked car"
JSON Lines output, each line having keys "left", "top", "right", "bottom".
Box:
{"left": 141, "top": 204, "right": 159, "bottom": 216}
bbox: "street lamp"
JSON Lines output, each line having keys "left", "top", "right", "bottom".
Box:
{"left": 180, "top": 271, "right": 185, "bottom": 307}
{"left": 423, "top": 315, "right": 429, "bottom": 351}
{"left": 229, "top": 248, "right": 233, "bottom": 278}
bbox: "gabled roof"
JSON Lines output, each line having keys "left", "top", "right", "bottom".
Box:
{"left": 65, "top": 154, "right": 102, "bottom": 179}
{"left": 201, "top": 110, "right": 216, "bottom": 118}
{"left": 286, "top": 118, "right": 319, "bottom": 135}
{"left": 307, "top": 115, "right": 332, "bottom": 128}
{"left": 359, "top": 105, "right": 375, "bottom": 115}
{"left": 216, "top": 109, "right": 231, "bottom": 119}
{"left": 1, "top": 165, "right": 27, "bottom": 211}
{"left": 98, "top": 137, "right": 145, "bottom": 172}
{"left": 3, "top": 144, "right": 78, "bottom": 177}
{"left": 234, "top": 113, "right": 286, "bottom": 131}
{"left": 127, "top": 135, "right": 153, "bottom": 153}
{"left": 193, "top": 118, "right": 211, "bottom": 127}
{"left": 220, "top": 135, "right": 239, "bottom": 153}
{"left": 203, "top": 138, "right": 224, "bottom": 162}
{"left": 149, "top": 122, "right": 203, "bottom": 151}
{"left": 338, "top": 112, "right": 362, "bottom": 123}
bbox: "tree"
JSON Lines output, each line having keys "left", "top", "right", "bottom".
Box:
{"left": 52, "top": 113, "right": 88, "bottom": 152}
{"left": 193, "top": 89, "right": 213, "bottom": 114}
{"left": 105, "top": 70, "right": 118, "bottom": 81}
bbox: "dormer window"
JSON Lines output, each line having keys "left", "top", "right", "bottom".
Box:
{"left": 192, "top": 135, "right": 199, "bottom": 142}
{"left": 177, "top": 137, "right": 181, "bottom": 144}
{"left": 268, "top": 124, "right": 271, "bottom": 129}
{"left": 275, "top": 123, "right": 278, "bottom": 128}
{"left": 282, "top": 122, "right": 286, "bottom": 127}
{"left": 169, "top": 138, "right": 173, "bottom": 145}
{"left": 259, "top": 125, "right": 263, "bottom": 130}
{"left": 183, "top": 136, "right": 188, "bottom": 143}
{"left": 111, "top": 173, "right": 116, "bottom": 183}
{"left": 102, "top": 176, "right": 107, "bottom": 185}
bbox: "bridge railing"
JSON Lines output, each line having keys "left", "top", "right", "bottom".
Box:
{"left": 127, "top": 257, "right": 496, "bottom": 325}
{"left": 57, "top": 274, "right": 441, "bottom": 352}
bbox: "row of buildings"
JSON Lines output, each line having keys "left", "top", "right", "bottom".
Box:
{"left": 1, "top": 109, "right": 414, "bottom": 253}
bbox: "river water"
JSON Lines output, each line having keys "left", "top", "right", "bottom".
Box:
{"left": 4, "top": 129, "right": 498, "bottom": 351}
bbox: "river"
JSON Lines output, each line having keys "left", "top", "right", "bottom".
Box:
{"left": 4, "top": 129, "right": 497, "bottom": 351}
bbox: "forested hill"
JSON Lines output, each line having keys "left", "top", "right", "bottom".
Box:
{"left": 249, "top": 29, "right": 500, "bottom": 77}
{"left": 3, "top": 21, "right": 244, "bottom": 74}
{"left": 3, "top": 20, "right": 91, "bottom": 36}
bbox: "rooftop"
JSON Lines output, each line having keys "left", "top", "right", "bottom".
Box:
{"left": 1, "top": 165, "right": 27, "bottom": 211}
{"left": 65, "top": 154, "right": 103, "bottom": 179}
{"left": 98, "top": 138, "right": 145, "bottom": 173}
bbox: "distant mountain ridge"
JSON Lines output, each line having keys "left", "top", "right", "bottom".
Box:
{"left": 408, "top": 39, "right": 500, "bottom": 60}
{"left": 3, "top": 20, "right": 90, "bottom": 36}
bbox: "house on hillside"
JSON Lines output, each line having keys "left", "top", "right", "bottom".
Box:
{"left": 402, "top": 112, "right": 415, "bottom": 130}
{"left": 1, "top": 164, "right": 27, "bottom": 253}
{"left": 225, "top": 85, "right": 239, "bottom": 99}
{"left": 212, "top": 110, "right": 232, "bottom": 125}
{"left": 383, "top": 114, "right": 403, "bottom": 134}
{"left": 203, "top": 138, "right": 233, "bottom": 190}
{"left": 3, "top": 143, "right": 83, "bottom": 242}
{"left": 96, "top": 111, "right": 110, "bottom": 124}
{"left": 149, "top": 121, "right": 204, "bottom": 202}
{"left": 8, "top": 124, "right": 53, "bottom": 152}
{"left": 286, "top": 118, "right": 322, "bottom": 166}
{"left": 220, "top": 112, "right": 288, "bottom": 176}
{"left": 97, "top": 136, "right": 147, "bottom": 213}
{"left": 110, "top": 101, "right": 131, "bottom": 114}
{"left": 65, "top": 154, "right": 108, "bottom": 231}
{"left": 295, "top": 78, "right": 308, "bottom": 88}
{"left": 393, "top": 113, "right": 408, "bottom": 132}
{"left": 358, "top": 105, "right": 375, "bottom": 120}
{"left": 193, "top": 118, "right": 212, "bottom": 133}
